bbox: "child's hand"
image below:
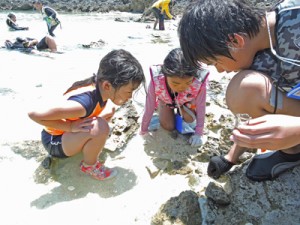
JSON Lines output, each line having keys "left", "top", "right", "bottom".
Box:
{"left": 189, "top": 134, "right": 203, "bottom": 147}
{"left": 139, "top": 130, "right": 148, "bottom": 136}
{"left": 102, "top": 107, "right": 115, "bottom": 122}
{"left": 70, "top": 117, "right": 96, "bottom": 132}
{"left": 139, "top": 129, "right": 156, "bottom": 143}
{"left": 231, "top": 114, "right": 300, "bottom": 150}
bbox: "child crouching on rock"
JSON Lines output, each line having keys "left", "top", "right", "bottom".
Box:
{"left": 28, "top": 49, "right": 145, "bottom": 181}
{"left": 140, "top": 48, "right": 209, "bottom": 147}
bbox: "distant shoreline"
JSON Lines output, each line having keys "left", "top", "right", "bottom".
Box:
{"left": 0, "top": 0, "right": 186, "bottom": 14}
{"left": 0, "top": 0, "right": 277, "bottom": 14}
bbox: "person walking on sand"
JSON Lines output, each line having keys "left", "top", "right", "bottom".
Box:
{"left": 178, "top": 0, "right": 300, "bottom": 181}
{"left": 6, "top": 12, "right": 29, "bottom": 31}
{"left": 151, "top": 0, "right": 176, "bottom": 30}
{"left": 140, "top": 48, "right": 209, "bottom": 147}
{"left": 33, "top": 1, "right": 61, "bottom": 37}
{"left": 28, "top": 49, "right": 146, "bottom": 181}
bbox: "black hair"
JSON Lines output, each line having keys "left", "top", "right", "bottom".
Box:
{"left": 7, "top": 13, "right": 15, "bottom": 19}
{"left": 178, "top": 0, "right": 265, "bottom": 68}
{"left": 65, "top": 49, "right": 145, "bottom": 93}
{"left": 32, "top": 1, "right": 43, "bottom": 6}
{"left": 6, "top": 13, "right": 16, "bottom": 26}
{"left": 161, "top": 48, "right": 198, "bottom": 78}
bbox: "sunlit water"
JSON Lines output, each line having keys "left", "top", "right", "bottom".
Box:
{"left": 0, "top": 11, "right": 180, "bottom": 141}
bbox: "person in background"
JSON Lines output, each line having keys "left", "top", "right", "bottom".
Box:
{"left": 151, "top": 0, "right": 176, "bottom": 30}
{"left": 6, "top": 12, "right": 29, "bottom": 31}
{"left": 5, "top": 35, "right": 57, "bottom": 53}
{"left": 28, "top": 49, "right": 146, "bottom": 181}
{"left": 140, "top": 48, "right": 209, "bottom": 147}
{"left": 178, "top": 0, "right": 300, "bottom": 181}
{"left": 33, "top": 1, "right": 61, "bottom": 36}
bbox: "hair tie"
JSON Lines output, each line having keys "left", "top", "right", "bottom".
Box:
{"left": 93, "top": 73, "right": 97, "bottom": 83}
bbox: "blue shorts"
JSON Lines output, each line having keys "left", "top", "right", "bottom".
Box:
{"left": 41, "top": 130, "right": 68, "bottom": 158}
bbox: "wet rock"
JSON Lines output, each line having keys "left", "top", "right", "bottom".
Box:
{"left": 206, "top": 163, "right": 300, "bottom": 225}
{"left": 0, "top": 88, "right": 16, "bottom": 96}
{"left": 152, "top": 190, "right": 202, "bottom": 225}
{"left": 205, "top": 181, "right": 231, "bottom": 206}
{"left": 165, "top": 160, "right": 193, "bottom": 175}
{"left": 81, "top": 39, "right": 106, "bottom": 48}
{"left": 115, "top": 17, "right": 125, "bottom": 22}
{"left": 104, "top": 100, "right": 139, "bottom": 152}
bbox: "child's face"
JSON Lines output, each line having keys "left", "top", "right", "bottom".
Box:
{"left": 203, "top": 35, "right": 255, "bottom": 73}
{"left": 110, "top": 82, "right": 138, "bottom": 106}
{"left": 11, "top": 15, "right": 16, "bottom": 22}
{"left": 166, "top": 76, "right": 194, "bottom": 93}
{"left": 204, "top": 51, "right": 254, "bottom": 73}
{"left": 33, "top": 3, "right": 42, "bottom": 10}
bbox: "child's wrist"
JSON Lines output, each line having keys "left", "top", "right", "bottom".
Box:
{"left": 139, "top": 130, "right": 148, "bottom": 135}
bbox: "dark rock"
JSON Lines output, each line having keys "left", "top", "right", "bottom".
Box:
{"left": 205, "top": 181, "right": 231, "bottom": 206}
{"left": 152, "top": 190, "right": 202, "bottom": 225}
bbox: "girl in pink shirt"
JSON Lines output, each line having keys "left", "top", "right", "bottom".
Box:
{"left": 140, "top": 48, "right": 209, "bottom": 147}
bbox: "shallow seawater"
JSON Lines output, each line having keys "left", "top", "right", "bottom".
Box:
{"left": 0, "top": 10, "right": 180, "bottom": 141}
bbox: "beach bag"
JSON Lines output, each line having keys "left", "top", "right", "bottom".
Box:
{"left": 175, "top": 113, "right": 195, "bottom": 134}
{"left": 174, "top": 105, "right": 196, "bottom": 134}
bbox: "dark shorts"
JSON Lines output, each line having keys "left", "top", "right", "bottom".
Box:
{"left": 41, "top": 129, "right": 68, "bottom": 158}
{"left": 36, "top": 37, "right": 48, "bottom": 50}
{"left": 152, "top": 7, "right": 164, "bottom": 21}
{"left": 152, "top": 7, "right": 161, "bottom": 19}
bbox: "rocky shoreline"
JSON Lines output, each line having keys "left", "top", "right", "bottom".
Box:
{"left": 0, "top": 0, "right": 186, "bottom": 14}
{"left": 0, "top": 0, "right": 276, "bottom": 14}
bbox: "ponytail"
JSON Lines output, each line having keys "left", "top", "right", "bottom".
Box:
{"left": 64, "top": 74, "right": 96, "bottom": 94}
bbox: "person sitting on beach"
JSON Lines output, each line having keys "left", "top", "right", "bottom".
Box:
{"left": 140, "top": 48, "right": 209, "bottom": 147}
{"left": 6, "top": 12, "right": 29, "bottom": 31}
{"left": 33, "top": 1, "right": 61, "bottom": 37}
{"left": 5, "top": 35, "right": 57, "bottom": 53}
{"left": 28, "top": 49, "right": 146, "bottom": 181}
{"left": 151, "top": 0, "right": 176, "bottom": 30}
{"left": 178, "top": 0, "right": 300, "bottom": 181}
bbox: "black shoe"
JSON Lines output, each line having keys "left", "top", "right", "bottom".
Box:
{"left": 41, "top": 155, "right": 53, "bottom": 169}
{"left": 246, "top": 151, "right": 300, "bottom": 181}
{"left": 207, "top": 155, "right": 235, "bottom": 179}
